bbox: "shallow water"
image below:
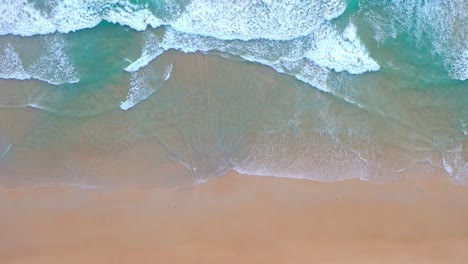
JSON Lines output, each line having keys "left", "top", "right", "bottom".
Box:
{"left": 0, "top": 0, "right": 466, "bottom": 187}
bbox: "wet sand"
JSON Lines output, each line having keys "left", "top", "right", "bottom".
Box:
{"left": 1, "top": 172, "right": 468, "bottom": 264}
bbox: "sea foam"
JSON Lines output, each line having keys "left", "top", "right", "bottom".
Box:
{"left": 0, "top": 43, "right": 30, "bottom": 81}
{"left": 126, "top": 20, "right": 379, "bottom": 96}
{"left": 121, "top": 62, "right": 173, "bottom": 110}
{"left": 2, "top": 0, "right": 379, "bottom": 87}
{"left": 0, "top": 36, "right": 79, "bottom": 85}
{"left": 365, "top": 0, "right": 468, "bottom": 81}
{"left": 1, "top": 0, "right": 463, "bottom": 81}
{"left": 0, "top": 0, "right": 163, "bottom": 36}
{"left": 171, "top": 0, "right": 346, "bottom": 41}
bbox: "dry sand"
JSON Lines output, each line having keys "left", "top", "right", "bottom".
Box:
{"left": 1, "top": 172, "right": 468, "bottom": 263}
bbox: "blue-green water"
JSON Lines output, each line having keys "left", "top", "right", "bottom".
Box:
{"left": 0, "top": 0, "right": 466, "bottom": 187}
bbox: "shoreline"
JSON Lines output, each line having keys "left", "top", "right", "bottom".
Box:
{"left": 2, "top": 172, "right": 468, "bottom": 263}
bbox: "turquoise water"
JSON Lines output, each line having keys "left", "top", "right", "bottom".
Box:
{"left": 0, "top": 0, "right": 466, "bottom": 187}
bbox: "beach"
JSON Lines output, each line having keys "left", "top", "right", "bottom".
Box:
{"left": 1, "top": 1, "right": 467, "bottom": 263}
{"left": 2, "top": 172, "right": 468, "bottom": 264}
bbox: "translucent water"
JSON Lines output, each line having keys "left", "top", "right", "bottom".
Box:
{"left": 0, "top": 0, "right": 466, "bottom": 187}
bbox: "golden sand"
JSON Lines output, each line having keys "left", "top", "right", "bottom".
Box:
{"left": 1, "top": 172, "right": 468, "bottom": 263}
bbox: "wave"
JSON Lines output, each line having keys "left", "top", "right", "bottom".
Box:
{"left": 128, "top": 23, "right": 378, "bottom": 81}
{"left": 124, "top": 31, "right": 164, "bottom": 72}
{"left": 0, "top": 43, "right": 29, "bottom": 81}
{"left": 118, "top": 0, "right": 380, "bottom": 110}
{"left": 170, "top": 0, "right": 347, "bottom": 41}
{"left": 1, "top": 0, "right": 380, "bottom": 78}
{"left": 0, "top": 134, "right": 12, "bottom": 162}
{"left": 1, "top": 0, "right": 465, "bottom": 81}
{"left": 0, "top": 35, "right": 79, "bottom": 85}
{"left": 363, "top": 0, "right": 468, "bottom": 81}
{"left": 121, "top": 62, "right": 173, "bottom": 110}
{"left": 0, "top": 0, "right": 346, "bottom": 40}
{"left": 117, "top": 0, "right": 377, "bottom": 77}
{"left": 133, "top": 0, "right": 378, "bottom": 78}
{"left": 124, "top": 22, "right": 379, "bottom": 98}
{"left": 1, "top": 0, "right": 381, "bottom": 96}
{"left": 0, "top": 0, "right": 163, "bottom": 36}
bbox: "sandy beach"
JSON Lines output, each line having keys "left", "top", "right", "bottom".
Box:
{"left": 1, "top": 172, "right": 468, "bottom": 264}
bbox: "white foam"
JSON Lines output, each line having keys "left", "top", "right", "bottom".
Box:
{"left": 125, "top": 50, "right": 164, "bottom": 72}
{"left": 0, "top": 43, "right": 30, "bottom": 80}
{"left": 105, "top": 5, "right": 162, "bottom": 31}
{"left": 125, "top": 32, "right": 164, "bottom": 72}
{"left": 132, "top": 22, "right": 378, "bottom": 92}
{"left": 461, "top": 121, "right": 468, "bottom": 136}
{"left": 121, "top": 20, "right": 379, "bottom": 110}
{"left": 367, "top": 0, "right": 467, "bottom": 81}
{"left": 120, "top": 72, "right": 155, "bottom": 110}
{"left": 120, "top": 62, "right": 173, "bottom": 110}
{"left": 163, "top": 64, "right": 173, "bottom": 81}
{"left": 306, "top": 23, "right": 380, "bottom": 74}
{"left": 0, "top": 0, "right": 348, "bottom": 41}
{"left": 2, "top": 0, "right": 379, "bottom": 103}
{"left": 323, "top": 0, "right": 348, "bottom": 21}
{"left": 276, "top": 59, "right": 330, "bottom": 93}
{"left": 449, "top": 50, "right": 467, "bottom": 81}
{"left": 439, "top": 142, "right": 468, "bottom": 184}
{"left": 51, "top": 0, "right": 102, "bottom": 33}
{"left": 0, "top": 36, "right": 79, "bottom": 85}
{"left": 2, "top": 0, "right": 379, "bottom": 79}
{"left": 0, "top": 0, "right": 56, "bottom": 36}
{"left": 171, "top": 0, "right": 346, "bottom": 41}
{"left": 0, "top": 0, "right": 163, "bottom": 36}
{"left": 443, "top": 158, "right": 454, "bottom": 175}
{"left": 27, "top": 36, "right": 80, "bottom": 85}
{"left": 231, "top": 129, "right": 374, "bottom": 183}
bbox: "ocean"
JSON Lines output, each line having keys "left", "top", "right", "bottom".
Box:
{"left": 0, "top": 0, "right": 466, "bottom": 187}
